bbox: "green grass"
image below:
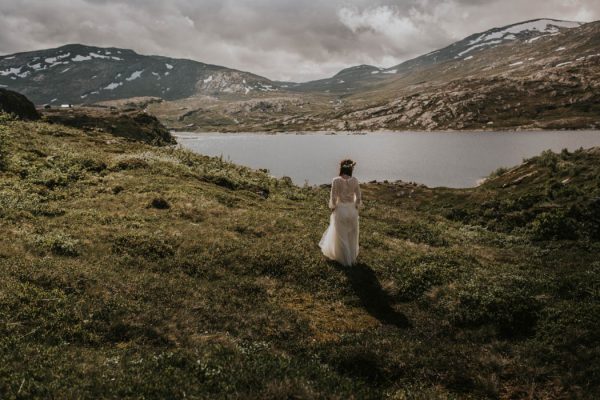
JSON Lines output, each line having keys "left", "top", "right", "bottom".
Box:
{"left": 1, "top": 114, "right": 599, "bottom": 398}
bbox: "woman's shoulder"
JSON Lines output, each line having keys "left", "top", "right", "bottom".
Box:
{"left": 333, "top": 176, "right": 359, "bottom": 183}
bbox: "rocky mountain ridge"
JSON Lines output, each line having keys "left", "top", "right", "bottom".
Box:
{"left": 1, "top": 18, "right": 599, "bottom": 131}
{"left": 150, "top": 18, "right": 600, "bottom": 132}
{"left": 0, "top": 44, "right": 279, "bottom": 105}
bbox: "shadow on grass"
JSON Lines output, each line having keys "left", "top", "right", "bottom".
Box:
{"left": 330, "top": 261, "right": 411, "bottom": 329}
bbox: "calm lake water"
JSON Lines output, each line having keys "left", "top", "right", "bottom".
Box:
{"left": 175, "top": 131, "right": 600, "bottom": 188}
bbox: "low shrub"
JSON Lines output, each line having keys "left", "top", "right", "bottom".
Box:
{"left": 393, "top": 256, "right": 465, "bottom": 301}
{"left": 0, "top": 122, "right": 9, "bottom": 171}
{"left": 530, "top": 210, "right": 579, "bottom": 241}
{"left": 434, "top": 273, "right": 541, "bottom": 336}
{"left": 30, "top": 232, "right": 81, "bottom": 257}
{"left": 386, "top": 221, "right": 449, "bottom": 247}
{"left": 111, "top": 157, "right": 149, "bottom": 171}
{"left": 112, "top": 232, "right": 178, "bottom": 260}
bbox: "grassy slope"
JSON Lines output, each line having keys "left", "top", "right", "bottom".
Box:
{"left": 1, "top": 116, "right": 599, "bottom": 399}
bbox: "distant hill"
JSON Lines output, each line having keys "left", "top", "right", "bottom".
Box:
{"left": 289, "top": 18, "right": 584, "bottom": 93}
{"left": 0, "top": 44, "right": 280, "bottom": 105}
{"left": 145, "top": 18, "right": 600, "bottom": 132}
{"left": 1, "top": 18, "right": 598, "bottom": 131}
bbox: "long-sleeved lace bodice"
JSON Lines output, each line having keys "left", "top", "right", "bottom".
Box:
{"left": 329, "top": 176, "right": 361, "bottom": 210}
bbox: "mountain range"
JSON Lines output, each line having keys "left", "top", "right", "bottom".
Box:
{"left": 1, "top": 18, "right": 599, "bottom": 131}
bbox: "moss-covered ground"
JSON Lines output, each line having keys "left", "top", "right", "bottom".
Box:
{"left": 1, "top": 114, "right": 599, "bottom": 398}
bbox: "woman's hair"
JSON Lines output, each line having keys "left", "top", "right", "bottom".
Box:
{"left": 339, "top": 159, "right": 356, "bottom": 176}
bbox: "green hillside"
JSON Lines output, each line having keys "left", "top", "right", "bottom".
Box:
{"left": 1, "top": 113, "right": 599, "bottom": 398}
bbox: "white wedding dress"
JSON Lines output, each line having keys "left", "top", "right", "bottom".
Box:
{"left": 319, "top": 176, "right": 362, "bottom": 266}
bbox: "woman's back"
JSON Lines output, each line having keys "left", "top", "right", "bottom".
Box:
{"left": 331, "top": 176, "right": 361, "bottom": 206}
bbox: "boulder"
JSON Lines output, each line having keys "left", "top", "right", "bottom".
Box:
{"left": 0, "top": 88, "right": 40, "bottom": 120}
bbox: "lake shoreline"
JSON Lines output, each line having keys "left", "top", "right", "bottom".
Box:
{"left": 175, "top": 130, "right": 600, "bottom": 188}
{"left": 171, "top": 127, "right": 600, "bottom": 136}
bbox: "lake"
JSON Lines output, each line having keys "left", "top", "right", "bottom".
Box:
{"left": 175, "top": 130, "right": 600, "bottom": 188}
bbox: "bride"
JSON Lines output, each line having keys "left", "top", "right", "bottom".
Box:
{"left": 319, "top": 159, "right": 362, "bottom": 266}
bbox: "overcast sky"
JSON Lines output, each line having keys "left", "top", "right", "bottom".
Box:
{"left": 0, "top": 0, "right": 598, "bottom": 82}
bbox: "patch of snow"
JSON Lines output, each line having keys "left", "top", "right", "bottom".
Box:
{"left": 165, "top": 63, "right": 173, "bottom": 70}
{"left": 371, "top": 70, "right": 380, "bottom": 74}
{"left": 383, "top": 69, "right": 397, "bottom": 74}
{"left": 104, "top": 82, "right": 122, "bottom": 90}
{"left": 16, "top": 70, "right": 31, "bottom": 78}
{"left": 125, "top": 70, "right": 143, "bottom": 81}
{"left": 203, "top": 75, "right": 213, "bottom": 83}
{"left": 258, "top": 83, "right": 276, "bottom": 92}
{"left": 30, "top": 63, "right": 43, "bottom": 70}
{"left": 80, "top": 94, "right": 88, "bottom": 99}
{"left": 72, "top": 55, "right": 92, "bottom": 62}
{"left": 3, "top": 56, "right": 15, "bottom": 60}
{"left": 527, "top": 57, "right": 535, "bottom": 61}
{"left": 50, "top": 98, "right": 58, "bottom": 103}
{"left": 469, "top": 19, "right": 582, "bottom": 45}
{"left": 44, "top": 53, "right": 70, "bottom": 64}
{"left": 90, "top": 52, "right": 111, "bottom": 59}
{"left": 116, "top": 73, "right": 122, "bottom": 78}
{"left": 111, "top": 57, "right": 123, "bottom": 61}
{"left": 556, "top": 47, "right": 566, "bottom": 51}
{"left": 458, "top": 40, "right": 502, "bottom": 57}
{"left": 509, "top": 61, "right": 524, "bottom": 67}
{"left": 556, "top": 61, "right": 572, "bottom": 67}
{"left": 49, "top": 61, "right": 69, "bottom": 68}
{"left": 464, "top": 56, "right": 474, "bottom": 60}
{"left": 244, "top": 87, "right": 250, "bottom": 94}
{"left": 338, "top": 80, "right": 345, "bottom": 83}
{"left": 526, "top": 36, "right": 546, "bottom": 43}
{"left": 61, "top": 68, "right": 70, "bottom": 73}
{"left": 164, "top": 71, "right": 170, "bottom": 76}
{"left": 0, "top": 66, "right": 22, "bottom": 76}
{"left": 90, "top": 91, "right": 99, "bottom": 95}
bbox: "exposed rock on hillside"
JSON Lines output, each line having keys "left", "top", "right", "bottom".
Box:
{"left": 0, "top": 88, "right": 39, "bottom": 120}
{"left": 43, "top": 106, "right": 175, "bottom": 145}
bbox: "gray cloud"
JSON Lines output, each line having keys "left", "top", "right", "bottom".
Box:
{"left": 1, "top": 0, "right": 599, "bottom": 81}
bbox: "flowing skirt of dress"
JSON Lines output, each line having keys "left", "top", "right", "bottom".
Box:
{"left": 319, "top": 202, "right": 359, "bottom": 266}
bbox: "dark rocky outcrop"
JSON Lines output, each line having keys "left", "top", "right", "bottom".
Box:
{"left": 43, "top": 107, "right": 175, "bottom": 146}
{"left": 0, "top": 88, "right": 40, "bottom": 120}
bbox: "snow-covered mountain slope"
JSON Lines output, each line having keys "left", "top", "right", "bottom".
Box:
{"left": 0, "top": 44, "right": 279, "bottom": 105}
{"left": 290, "top": 18, "right": 583, "bottom": 93}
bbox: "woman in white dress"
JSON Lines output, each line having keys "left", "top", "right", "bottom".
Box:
{"left": 319, "top": 159, "right": 362, "bottom": 266}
